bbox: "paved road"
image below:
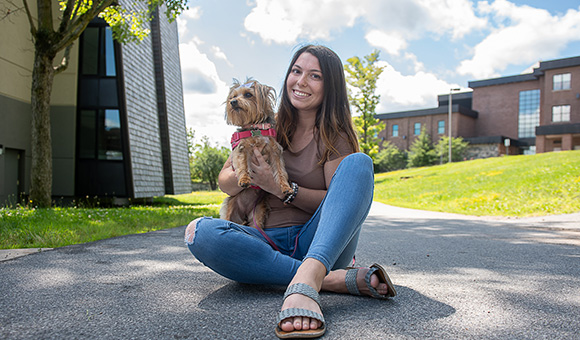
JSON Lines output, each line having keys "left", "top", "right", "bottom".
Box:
{"left": 1, "top": 203, "right": 579, "bottom": 339}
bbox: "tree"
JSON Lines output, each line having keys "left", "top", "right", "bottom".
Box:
{"left": 408, "top": 129, "right": 438, "bottom": 168}
{"left": 374, "top": 142, "right": 407, "bottom": 173}
{"left": 435, "top": 136, "right": 470, "bottom": 163}
{"left": 191, "top": 137, "right": 230, "bottom": 191}
{"left": 344, "top": 50, "right": 385, "bottom": 158}
{"left": 4, "top": 0, "right": 187, "bottom": 207}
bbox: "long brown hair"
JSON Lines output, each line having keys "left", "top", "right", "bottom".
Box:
{"left": 277, "top": 45, "right": 359, "bottom": 162}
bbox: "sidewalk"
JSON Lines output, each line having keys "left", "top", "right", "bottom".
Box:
{"left": 1, "top": 202, "right": 579, "bottom": 339}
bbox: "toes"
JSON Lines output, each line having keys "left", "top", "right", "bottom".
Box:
{"left": 310, "top": 318, "right": 320, "bottom": 330}
{"left": 280, "top": 317, "right": 320, "bottom": 332}
{"left": 293, "top": 317, "right": 304, "bottom": 330}
{"left": 280, "top": 319, "right": 294, "bottom": 332}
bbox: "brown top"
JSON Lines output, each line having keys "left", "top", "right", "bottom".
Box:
{"left": 263, "top": 133, "right": 354, "bottom": 228}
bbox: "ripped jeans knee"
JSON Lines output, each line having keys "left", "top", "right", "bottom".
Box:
{"left": 184, "top": 217, "right": 204, "bottom": 245}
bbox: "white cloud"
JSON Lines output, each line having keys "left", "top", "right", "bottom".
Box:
{"left": 243, "top": 0, "right": 363, "bottom": 44}
{"left": 211, "top": 46, "right": 233, "bottom": 67}
{"left": 375, "top": 61, "right": 463, "bottom": 112}
{"left": 458, "top": 0, "right": 580, "bottom": 78}
{"left": 177, "top": 7, "right": 202, "bottom": 40}
{"left": 179, "top": 40, "right": 235, "bottom": 147}
{"left": 365, "top": 30, "right": 408, "bottom": 56}
{"left": 244, "top": 0, "right": 485, "bottom": 51}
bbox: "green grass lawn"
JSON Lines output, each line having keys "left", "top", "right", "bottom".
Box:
{"left": 0, "top": 191, "right": 226, "bottom": 249}
{"left": 374, "top": 150, "right": 580, "bottom": 216}
{"left": 1, "top": 151, "right": 578, "bottom": 249}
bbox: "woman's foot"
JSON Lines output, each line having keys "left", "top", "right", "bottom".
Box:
{"left": 322, "top": 264, "right": 394, "bottom": 297}
{"left": 277, "top": 259, "right": 326, "bottom": 334}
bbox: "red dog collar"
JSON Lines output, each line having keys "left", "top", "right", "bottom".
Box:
{"left": 231, "top": 128, "right": 277, "bottom": 149}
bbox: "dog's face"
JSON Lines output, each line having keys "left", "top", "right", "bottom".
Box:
{"left": 225, "top": 80, "right": 276, "bottom": 127}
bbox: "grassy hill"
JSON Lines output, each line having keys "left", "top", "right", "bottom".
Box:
{"left": 373, "top": 150, "right": 580, "bottom": 217}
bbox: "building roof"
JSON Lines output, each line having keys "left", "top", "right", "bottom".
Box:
{"left": 375, "top": 104, "right": 478, "bottom": 120}
{"left": 469, "top": 55, "right": 580, "bottom": 88}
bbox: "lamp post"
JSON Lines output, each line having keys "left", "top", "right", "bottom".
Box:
{"left": 448, "top": 88, "right": 460, "bottom": 163}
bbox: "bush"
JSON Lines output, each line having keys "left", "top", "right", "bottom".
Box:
{"left": 374, "top": 142, "right": 407, "bottom": 172}
{"left": 408, "top": 129, "right": 438, "bottom": 168}
{"left": 435, "top": 136, "right": 470, "bottom": 163}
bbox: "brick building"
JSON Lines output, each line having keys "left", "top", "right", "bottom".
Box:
{"left": 376, "top": 56, "right": 580, "bottom": 158}
{"left": 0, "top": 2, "right": 191, "bottom": 206}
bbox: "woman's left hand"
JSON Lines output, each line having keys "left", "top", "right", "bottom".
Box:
{"left": 249, "top": 148, "right": 286, "bottom": 200}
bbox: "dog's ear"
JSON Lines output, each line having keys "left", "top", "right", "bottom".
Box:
{"left": 230, "top": 78, "right": 242, "bottom": 92}
{"left": 254, "top": 82, "right": 276, "bottom": 118}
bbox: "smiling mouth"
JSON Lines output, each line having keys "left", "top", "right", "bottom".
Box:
{"left": 293, "top": 89, "right": 310, "bottom": 97}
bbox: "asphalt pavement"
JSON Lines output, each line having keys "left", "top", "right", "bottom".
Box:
{"left": 1, "top": 202, "right": 579, "bottom": 339}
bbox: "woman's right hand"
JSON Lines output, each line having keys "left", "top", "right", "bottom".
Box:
{"left": 217, "top": 155, "right": 244, "bottom": 196}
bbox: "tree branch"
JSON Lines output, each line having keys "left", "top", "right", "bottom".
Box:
{"left": 21, "top": 0, "right": 36, "bottom": 36}
{"left": 54, "top": 44, "right": 72, "bottom": 74}
{"left": 58, "top": 0, "right": 76, "bottom": 33}
{"left": 54, "top": 0, "right": 114, "bottom": 53}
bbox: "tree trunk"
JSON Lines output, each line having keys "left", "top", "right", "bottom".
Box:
{"left": 29, "top": 48, "right": 56, "bottom": 207}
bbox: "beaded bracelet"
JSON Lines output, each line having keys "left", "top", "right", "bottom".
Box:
{"left": 283, "top": 181, "right": 298, "bottom": 204}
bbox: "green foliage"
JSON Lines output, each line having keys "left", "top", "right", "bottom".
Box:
{"left": 374, "top": 142, "right": 407, "bottom": 173}
{"left": 344, "top": 50, "right": 385, "bottom": 157}
{"left": 374, "top": 150, "right": 580, "bottom": 217}
{"left": 407, "top": 129, "right": 438, "bottom": 168}
{"left": 58, "top": 0, "right": 188, "bottom": 44}
{"left": 435, "top": 136, "right": 470, "bottom": 163}
{"left": 191, "top": 136, "right": 230, "bottom": 190}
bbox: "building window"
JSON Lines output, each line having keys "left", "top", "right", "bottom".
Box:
{"left": 392, "top": 124, "right": 399, "bottom": 137}
{"left": 518, "top": 89, "right": 540, "bottom": 138}
{"left": 414, "top": 123, "right": 421, "bottom": 135}
{"left": 438, "top": 120, "right": 445, "bottom": 134}
{"left": 552, "top": 105, "right": 571, "bottom": 122}
{"left": 76, "top": 19, "right": 127, "bottom": 197}
{"left": 553, "top": 73, "right": 571, "bottom": 91}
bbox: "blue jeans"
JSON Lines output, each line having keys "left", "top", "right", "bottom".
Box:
{"left": 185, "top": 152, "right": 374, "bottom": 285}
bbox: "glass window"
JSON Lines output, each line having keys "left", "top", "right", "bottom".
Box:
{"left": 552, "top": 105, "right": 571, "bottom": 122}
{"left": 414, "top": 123, "right": 421, "bottom": 135}
{"left": 99, "top": 110, "right": 123, "bottom": 160}
{"left": 392, "top": 124, "right": 399, "bottom": 137}
{"left": 79, "top": 110, "right": 96, "bottom": 159}
{"left": 438, "top": 120, "right": 445, "bottom": 134}
{"left": 518, "top": 89, "right": 540, "bottom": 138}
{"left": 105, "top": 28, "right": 116, "bottom": 76}
{"left": 553, "top": 73, "right": 571, "bottom": 91}
{"left": 81, "top": 27, "right": 98, "bottom": 75}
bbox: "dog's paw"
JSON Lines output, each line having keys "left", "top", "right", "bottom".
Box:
{"left": 238, "top": 176, "right": 251, "bottom": 188}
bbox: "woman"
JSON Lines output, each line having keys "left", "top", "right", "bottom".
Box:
{"left": 185, "top": 44, "right": 396, "bottom": 338}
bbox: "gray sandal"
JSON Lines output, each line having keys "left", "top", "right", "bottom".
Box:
{"left": 275, "top": 283, "right": 326, "bottom": 339}
{"left": 345, "top": 263, "right": 397, "bottom": 299}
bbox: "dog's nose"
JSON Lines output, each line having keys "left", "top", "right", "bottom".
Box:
{"left": 230, "top": 99, "right": 238, "bottom": 107}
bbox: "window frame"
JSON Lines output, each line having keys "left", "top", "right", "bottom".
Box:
{"left": 553, "top": 73, "right": 571, "bottom": 91}
{"left": 392, "top": 124, "right": 399, "bottom": 137}
{"left": 414, "top": 122, "right": 421, "bottom": 136}
{"left": 552, "top": 105, "right": 571, "bottom": 122}
{"left": 437, "top": 120, "right": 445, "bottom": 134}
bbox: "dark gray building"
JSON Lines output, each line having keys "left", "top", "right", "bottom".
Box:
{"left": 0, "top": 2, "right": 191, "bottom": 206}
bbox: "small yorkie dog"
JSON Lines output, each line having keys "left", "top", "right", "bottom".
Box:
{"left": 220, "top": 79, "right": 293, "bottom": 229}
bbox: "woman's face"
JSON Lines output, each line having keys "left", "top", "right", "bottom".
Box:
{"left": 286, "top": 52, "right": 324, "bottom": 114}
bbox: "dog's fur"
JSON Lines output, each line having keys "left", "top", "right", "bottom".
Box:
{"left": 220, "top": 79, "right": 292, "bottom": 229}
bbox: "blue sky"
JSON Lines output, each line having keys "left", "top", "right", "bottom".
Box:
{"left": 177, "top": 0, "right": 580, "bottom": 147}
